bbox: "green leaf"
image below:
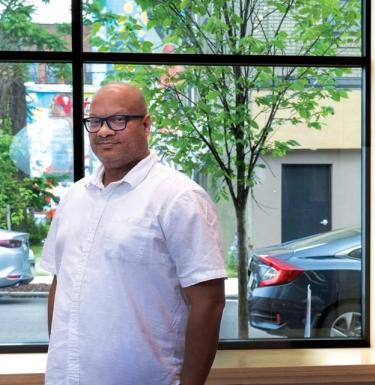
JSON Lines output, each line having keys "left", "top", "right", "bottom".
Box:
{"left": 142, "top": 40, "right": 153, "bottom": 52}
{"left": 206, "top": 90, "right": 220, "bottom": 100}
{"left": 307, "top": 121, "right": 322, "bottom": 129}
{"left": 180, "top": 0, "right": 190, "bottom": 10}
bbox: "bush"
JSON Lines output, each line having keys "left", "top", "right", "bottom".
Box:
{"left": 14, "top": 214, "right": 50, "bottom": 246}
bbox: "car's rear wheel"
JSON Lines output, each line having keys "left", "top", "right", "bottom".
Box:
{"left": 320, "top": 303, "right": 362, "bottom": 338}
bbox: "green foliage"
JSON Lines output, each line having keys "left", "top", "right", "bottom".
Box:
{"left": 46, "top": 63, "right": 73, "bottom": 84}
{"left": 20, "top": 215, "right": 50, "bottom": 246}
{"left": 0, "top": 1, "right": 69, "bottom": 240}
{"left": 0, "top": 134, "right": 60, "bottom": 234}
{"left": 83, "top": 1, "right": 149, "bottom": 53}
{"left": 225, "top": 236, "right": 238, "bottom": 277}
{"left": 85, "top": 0, "right": 360, "bottom": 205}
{"left": 0, "top": 0, "right": 67, "bottom": 51}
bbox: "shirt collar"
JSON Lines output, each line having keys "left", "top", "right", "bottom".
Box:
{"left": 86, "top": 152, "right": 158, "bottom": 190}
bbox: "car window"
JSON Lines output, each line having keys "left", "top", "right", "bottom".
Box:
{"left": 335, "top": 246, "right": 362, "bottom": 258}
{"left": 348, "top": 248, "right": 362, "bottom": 259}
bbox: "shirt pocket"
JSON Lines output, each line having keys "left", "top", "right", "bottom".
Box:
{"left": 104, "top": 215, "right": 168, "bottom": 265}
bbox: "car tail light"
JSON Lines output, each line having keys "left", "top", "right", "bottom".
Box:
{"left": 7, "top": 273, "right": 21, "bottom": 280}
{"left": 257, "top": 255, "right": 304, "bottom": 287}
{"left": 0, "top": 239, "right": 22, "bottom": 248}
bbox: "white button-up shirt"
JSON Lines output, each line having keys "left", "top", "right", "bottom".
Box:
{"left": 41, "top": 153, "right": 227, "bottom": 385}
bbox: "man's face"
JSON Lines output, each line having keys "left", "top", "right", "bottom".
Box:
{"left": 88, "top": 86, "right": 150, "bottom": 172}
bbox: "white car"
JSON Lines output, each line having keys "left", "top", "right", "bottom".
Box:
{"left": 0, "top": 229, "right": 35, "bottom": 288}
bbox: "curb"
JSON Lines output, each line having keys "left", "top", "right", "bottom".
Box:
{"left": 0, "top": 292, "right": 237, "bottom": 299}
{"left": 0, "top": 291, "right": 48, "bottom": 298}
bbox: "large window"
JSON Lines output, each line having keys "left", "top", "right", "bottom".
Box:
{"left": 0, "top": 0, "right": 369, "bottom": 352}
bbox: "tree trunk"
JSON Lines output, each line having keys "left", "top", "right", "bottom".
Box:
{"left": 0, "top": 65, "right": 27, "bottom": 135}
{"left": 236, "top": 201, "right": 249, "bottom": 338}
{"left": 0, "top": 64, "right": 29, "bottom": 176}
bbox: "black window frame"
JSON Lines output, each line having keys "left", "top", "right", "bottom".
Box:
{"left": 0, "top": 0, "right": 370, "bottom": 353}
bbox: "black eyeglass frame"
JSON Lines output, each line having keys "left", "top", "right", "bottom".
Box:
{"left": 83, "top": 114, "right": 145, "bottom": 133}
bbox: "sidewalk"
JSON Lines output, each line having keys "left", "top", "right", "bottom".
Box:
{"left": 225, "top": 278, "right": 238, "bottom": 298}
{"left": 33, "top": 275, "right": 53, "bottom": 284}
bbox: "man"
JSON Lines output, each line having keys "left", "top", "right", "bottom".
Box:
{"left": 41, "top": 83, "right": 227, "bottom": 385}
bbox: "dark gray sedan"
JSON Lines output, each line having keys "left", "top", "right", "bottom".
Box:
{"left": 248, "top": 227, "right": 361, "bottom": 338}
{"left": 0, "top": 229, "right": 35, "bottom": 288}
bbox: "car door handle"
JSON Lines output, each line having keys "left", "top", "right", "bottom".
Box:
{"left": 320, "top": 219, "right": 328, "bottom": 226}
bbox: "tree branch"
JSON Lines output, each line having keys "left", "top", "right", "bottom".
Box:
{"left": 171, "top": 85, "right": 237, "bottom": 204}
{"left": 222, "top": 1, "right": 237, "bottom": 53}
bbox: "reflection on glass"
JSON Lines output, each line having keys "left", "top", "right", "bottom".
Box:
{"left": 0, "top": 0, "right": 71, "bottom": 51}
{"left": 84, "top": 0, "right": 361, "bottom": 56}
{"left": 84, "top": 64, "right": 362, "bottom": 340}
{"left": 0, "top": 62, "right": 72, "bottom": 344}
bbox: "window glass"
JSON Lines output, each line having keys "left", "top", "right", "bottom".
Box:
{"left": 0, "top": 0, "right": 71, "bottom": 51}
{"left": 84, "top": 63, "right": 362, "bottom": 340}
{"left": 83, "top": 0, "right": 361, "bottom": 56}
{"left": 0, "top": 62, "right": 72, "bottom": 344}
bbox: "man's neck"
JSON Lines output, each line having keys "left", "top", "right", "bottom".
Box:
{"left": 102, "top": 169, "right": 127, "bottom": 187}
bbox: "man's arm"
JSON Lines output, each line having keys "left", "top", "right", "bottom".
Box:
{"left": 180, "top": 278, "right": 225, "bottom": 385}
{"left": 48, "top": 275, "right": 57, "bottom": 337}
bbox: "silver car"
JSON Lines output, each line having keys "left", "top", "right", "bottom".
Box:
{"left": 0, "top": 229, "right": 35, "bottom": 288}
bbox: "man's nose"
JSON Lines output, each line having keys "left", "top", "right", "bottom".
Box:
{"left": 97, "top": 120, "right": 115, "bottom": 136}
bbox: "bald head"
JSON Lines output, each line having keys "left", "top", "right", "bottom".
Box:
{"left": 91, "top": 83, "right": 148, "bottom": 115}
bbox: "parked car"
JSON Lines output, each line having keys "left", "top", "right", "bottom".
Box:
{"left": 0, "top": 229, "right": 35, "bottom": 288}
{"left": 248, "top": 227, "right": 361, "bottom": 338}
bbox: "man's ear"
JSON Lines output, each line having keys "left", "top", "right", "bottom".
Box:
{"left": 143, "top": 113, "right": 151, "bottom": 137}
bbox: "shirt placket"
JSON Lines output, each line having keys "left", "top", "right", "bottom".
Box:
{"left": 67, "top": 186, "right": 114, "bottom": 385}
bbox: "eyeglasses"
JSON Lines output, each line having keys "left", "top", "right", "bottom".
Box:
{"left": 83, "top": 114, "right": 145, "bottom": 133}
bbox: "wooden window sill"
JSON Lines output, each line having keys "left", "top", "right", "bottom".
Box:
{"left": 1, "top": 348, "right": 375, "bottom": 385}
{"left": 206, "top": 348, "right": 375, "bottom": 384}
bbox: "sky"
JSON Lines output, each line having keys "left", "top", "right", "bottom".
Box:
{"left": 27, "top": 0, "right": 71, "bottom": 24}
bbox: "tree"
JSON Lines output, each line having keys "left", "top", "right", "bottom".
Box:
{"left": 0, "top": 0, "right": 68, "bottom": 237}
{"left": 85, "top": 0, "right": 361, "bottom": 337}
{"left": 0, "top": 134, "right": 59, "bottom": 235}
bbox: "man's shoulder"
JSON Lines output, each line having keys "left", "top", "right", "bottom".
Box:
{"left": 66, "top": 176, "right": 90, "bottom": 193}
{"left": 151, "top": 160, "right": 204, "bottom": 194}
{"left": 58, "top": 176, "right": 90, "bottom": 204}
{"left": 148, "top": 161, "right": 214, "bottom": 211}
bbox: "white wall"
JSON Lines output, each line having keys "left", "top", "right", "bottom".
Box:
{"left": 251, "top": 149, "right": 361, "bottom": 248}
{"left": 216, "top": 149, "right": 361, "bottom": 253}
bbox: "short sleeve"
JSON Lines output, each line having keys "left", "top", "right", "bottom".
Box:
{"left": 163, "top": 188, "right": 227, "bottom": 288}
{"left": 40, "top": 180, "right": 81, "bottom": 275}
{"left": 39, "top": 185, "right": 72, "bottom": 275}
{"left": 40, "top": 213, "right": 59, "bottom": 275}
